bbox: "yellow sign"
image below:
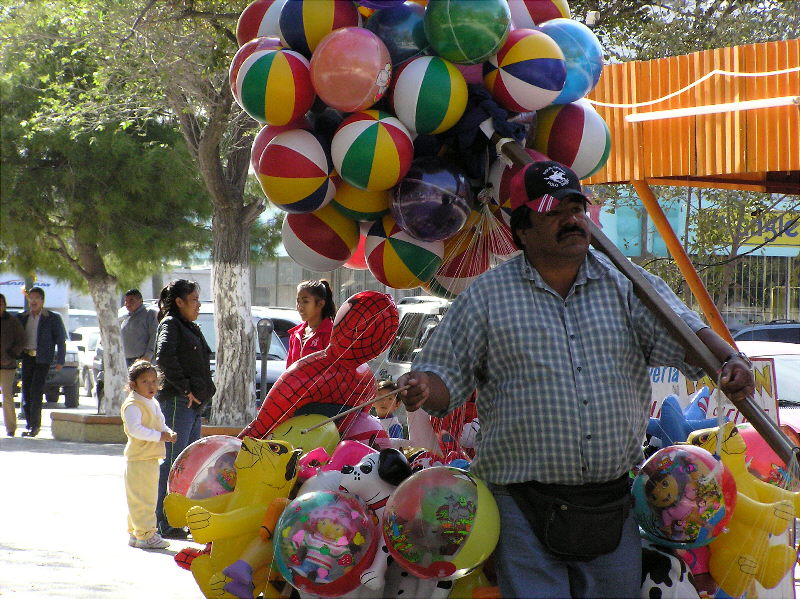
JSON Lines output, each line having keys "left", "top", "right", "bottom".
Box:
{"left": 743, "top": 212, "right": 800, "bottom": 248}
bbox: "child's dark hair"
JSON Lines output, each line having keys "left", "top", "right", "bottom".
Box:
{"left": 127, "top": 360, "right": 158, "bottom": 390}
{"left": 297, "top": 279, "right": 336, "bottom": 320}
{"left": 158, "top": 279, "right": 199, "bottom": 321}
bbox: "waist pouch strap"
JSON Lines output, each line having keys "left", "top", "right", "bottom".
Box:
{"left": 507, "top": 475, "right": 633, "bottom": 561}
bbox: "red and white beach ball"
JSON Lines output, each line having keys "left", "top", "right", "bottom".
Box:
{"left": 332, "top": 110, "right": 414, "bottom": 191}
{"left": 483, "top": 28, "right": 566, "bottom": 113}
{"left": 487, "top": 148, "right": 549, "bottom": 226}
{"left": 365, "top": 215, "right": 443, "bottom": 289}
{"left": 531, "top": 99, "right": 611, "bottom": 179}
{"left": 507, "top": 0, "right": 571, "bottom": 28}
{"left": 283, "top": 205, "right": 360, "bottom": 272}
{"left": 236, "top": 0, "right": 288, "bottom": 46}
{"left": 258, "top": 129, "right": 336, "bottom": 213}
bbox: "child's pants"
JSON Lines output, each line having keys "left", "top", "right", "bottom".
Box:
{"left": 125, "top": 458, "right": 160, "bottom": 540}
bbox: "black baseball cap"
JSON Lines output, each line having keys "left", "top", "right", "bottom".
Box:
{"left": 509, "top": 161, "right": 589, "bottom": 213}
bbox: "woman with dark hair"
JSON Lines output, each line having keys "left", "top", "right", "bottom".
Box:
{"left": 153, "top": 279, "right": 215, "bottom": 539}
{"left": 286, "top": 279, "right": 336, "bottom": 367}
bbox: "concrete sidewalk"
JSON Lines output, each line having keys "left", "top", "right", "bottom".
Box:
{"left": 0, "top": 393, "right": 206, "bottom": 598}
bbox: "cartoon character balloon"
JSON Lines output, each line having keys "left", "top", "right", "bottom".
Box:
{"left": 239, "top": 291, "right": 399, "bottom": 439}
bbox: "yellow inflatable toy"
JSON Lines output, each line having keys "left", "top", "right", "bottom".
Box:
{"left": 687, "top": 422, "right": 799, "bottom": 598}
{"left": 164, "top": 438, "right": 301, "bottom": 599}
{"left": 269, "top": 414, "right": 340, "bottom": 456}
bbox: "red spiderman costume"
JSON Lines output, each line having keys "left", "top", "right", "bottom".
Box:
{"left": 239, "top": 291, "right": 399, "bottom": 440}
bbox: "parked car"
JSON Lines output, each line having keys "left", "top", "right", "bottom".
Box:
{"left": 732, "top": 320, "right": 800, "bottom": 344}
{"left": 370, "top": 297, "right": 451, "bottom": 384}
{"left": 72, "top": 326, "right": 101, "bottom": 396}
{"left": 93, "top": 304, "right": 300, "bottom": 405}
{"left": 44, "top": 340, "right": 81, "bottom": 408}
{"left": 67, "top": 308, "right": 98, "bottom": 334}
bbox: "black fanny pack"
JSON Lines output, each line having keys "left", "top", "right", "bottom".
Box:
{"left": 507, "top": 474, "right": 632, "bottom": 561}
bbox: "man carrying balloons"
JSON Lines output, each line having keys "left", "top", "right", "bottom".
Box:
{"left": 397, "top": 161, "right": 755, "bottom": 598}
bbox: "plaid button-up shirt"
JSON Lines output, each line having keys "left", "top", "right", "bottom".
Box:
{"left": 413, "top": 250, "right": 706, "bottom": 485}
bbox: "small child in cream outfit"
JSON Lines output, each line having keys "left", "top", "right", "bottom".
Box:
{"left": 121, "top": 360, "right": 177, "bottom": 549}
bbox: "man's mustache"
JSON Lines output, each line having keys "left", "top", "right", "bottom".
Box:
{"left": 557, "top": 225, "right": 588, "bottom": 241}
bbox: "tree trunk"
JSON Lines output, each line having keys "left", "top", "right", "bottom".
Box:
{"left": 210, "top": 201, "right": 256, "bottom": 426}
{"left": 86, "top": 275, "right": 126, "bottom": 414}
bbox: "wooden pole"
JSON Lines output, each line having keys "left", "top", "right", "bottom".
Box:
{"left": 300, "top": 385, "right": 411, "bottom": 434}
{"left": 482, "top": 123, "right": 798, "bottom": 466}
{"left": 631, "top": 180, "right": 736, "bottom": 346}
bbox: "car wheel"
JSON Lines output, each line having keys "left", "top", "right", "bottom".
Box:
{"left": 45, "top": 388, "right": 60, "bottom": 403}
{"left": 64, "top": 385, "right": 80, "bottom": 409}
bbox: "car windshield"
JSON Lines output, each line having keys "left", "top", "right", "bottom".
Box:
{"left": 195, "top": 314, "right": 288, "bottom": 360}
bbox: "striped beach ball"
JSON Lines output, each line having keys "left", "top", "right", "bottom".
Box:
{"left": 229, "top": 36, "right": 283, "bottom": 90}
{"left": 283, "top": 205, "right": 360, "bottom": 271}
{"left": 390, "top": 56, "right": 467, "bottom": 135}
{"left": 507, "top": 0, "right": 570, "bottom": 28}
{"left": 483, "top": 28, "right": 566, "bottom": 113}
{"left": 332, "top": 110, "right": 414, "bottom": 191}
{"left": 232, "top": 48, "right": 315, "bottom": 125}
{"left": 258, "top": 129, "right": 336, "bottom": 213}
{"left": 237, "top": 0, "right": 288, "bottom": 46}
{"left": 487, "top": 148, "right": 549, "bottom": 225}
{"left": 250, "top": 119, "right": 311, "bottom": 173}
{"left": 427, "top": 211, "right": 490, "bottom": 298}
{"left": 332, "top": 180, "right": 392, "bottom": 221}
{"left": 278, "top": 0, "right": 361, "bottom": 57}
{"left": 365, "top": 215, "right": 443, "bottom": 289}
{"left": 531, "top": 99, "right": 610, "bottom": 179}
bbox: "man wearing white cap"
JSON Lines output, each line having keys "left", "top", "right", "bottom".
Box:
{"left": 397, "top": 161, "right": 754, "bottom": 598}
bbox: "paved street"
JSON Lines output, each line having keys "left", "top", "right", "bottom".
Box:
{"left": 0, "top": 393, "right": 206, "bottom": 598}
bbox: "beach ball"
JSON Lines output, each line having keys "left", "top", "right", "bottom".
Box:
{"left": 311, "top": 28, "right": 392, "bottom": 112}
{"left": 390, "top": 56, "right": 467, "bottom": 135}
{"left": 344, "top": 225, "right": 370, "bottom": 270}
{"left": 537, "top": 18, "right": 604, "bottom": 104}
{"left": 383, "top": 466, "right": 500, "bottom": 578}
{"left": 332, "top": 181, "right": 392, "bottom": 221}
{"left": 283, "top": 205, "right": 360, "bottom": 271}
{"left": 229, "top": 36, "right": 283, "bottom": 90}
{"left": 360, "top": 0, "right": 405, "bottom": 7}
{"left": 483, "top": 28, "right": 566, "bottom": 112}
{"left": 487, "top": 148, "right": 549, "bottom": 226}
{"left": 739, "top": 424, "right": 797, "bottom": 487}
{"left": 332, "top": 110, "right": 414, "bottom": 191}
{"left": 279, "top": 0, "right": 361, "bottom": 58}
{"left": 274, "top": 490, "right": 379, "bottom": 597}
{"left": 531, "top": 99, "right": 610, "bottom": 178}
{"left": 633, "top": 445, "right": 736, "bottom": 549}
{"left": 237, "top": 0, "right": 288, "bottom": 46}
{"left": 258, "top": 130, "right": 336, "bottom": 213}
{"left": 168, "top": 435, "right": 242, "bottom": 499}
{"left": 392, "top": 157, "right": 472, "bottom": 241}
{"left": 508, "top": 0, "right": 570, "bottom": 28}
{"left": 250, "top": 118, "right": 311, "bottom": 173}
{"left": 424, "top": 0, "right": 511, "bottom": 65}
{"left": 364, "top": 1, "right": 429, "bottom": 66}
{"left": 366, "top": 215, "right": 443, "bottom": 288}
{"left": 232, "top": 48, "right": 315, "bottom": 125}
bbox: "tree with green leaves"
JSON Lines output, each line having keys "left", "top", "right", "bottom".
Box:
{"left": 1, "top": 5, "right": 213, "bottom": 413}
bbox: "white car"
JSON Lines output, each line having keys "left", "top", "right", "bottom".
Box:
{"left": 736, "top": 341, "right": 800, "bottom": 432}
{"left": 72, "top": 326, "right": 101, "bottom": 396}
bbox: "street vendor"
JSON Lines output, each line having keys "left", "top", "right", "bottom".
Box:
{"left": 397, "top": 161, "right": 755, "bottom": 598}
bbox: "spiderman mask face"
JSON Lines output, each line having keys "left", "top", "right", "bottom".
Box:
{"left": 329, "top": 291, "right": 398, "bottom": 364}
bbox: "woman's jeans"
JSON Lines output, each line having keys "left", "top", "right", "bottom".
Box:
{"left": 156, "top": 395, "right": 203, "bottom": 532}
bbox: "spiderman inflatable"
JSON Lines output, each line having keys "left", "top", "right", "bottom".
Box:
{"left": 240, "top": 291, "right": 399, "bottom": 440}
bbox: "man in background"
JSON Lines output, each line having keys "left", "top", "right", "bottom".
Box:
{"left": 121, "top": 289, "right": 158, "bottom": 366}
{"left": 16, "top": 286, "right": 66, "bottom": 437}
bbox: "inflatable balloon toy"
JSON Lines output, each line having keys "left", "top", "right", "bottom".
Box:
{"left": 507, "top": 0, "right": 571, "bottom": 28}
{"left": 383, "top": 466, "right": 500, "bottom": 579}
{"left": 236, "top": 0, "right": 287, "bottom": 46}
{"left": 364, "top": 1, "right": 429, "bottom": 67}
{"left": 168, "top": 435, "right": 242, "bottom": 500}
{"left": 424, "top": 0, "right": 511, "bottom": 65}
{"left": 281, "top": 206, "right": 360, "bottom": 272}
{"left": 273, "top": 490, "right": 379, "bottom": 597}
{"left": 739, "top": 422, "right": 800, "bottom": 487}
{"left": 297, "top": 440, "right": 378, "bottom": 496}
{"left": 239, "top": 291, "right": 399, "bottom": 440}
{"left": 641, "top": 538, "right": 700, "bottom": 599}
{"left": 646, "top": 394, "right": 723, "bottom": 446}
{"left": 633, "top": 444, "right": 736, "bottom": 548}
{"left": 268, "top": 413, "right": 341, "bottom": 456}
{"left": 163, "top": 437, "right": 301, "bottom": 599}
{"left": 278, "top": 0, "right": 361, "bottom": 58}
{"left": 687, "top": 422, "right": 800, "bottom": 598}
{"left": 537, "top": 18, "right": 604, "bottom": 105}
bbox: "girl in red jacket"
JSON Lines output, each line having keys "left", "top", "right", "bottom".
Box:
{"left": 286, "top": 280, "right": 336, "bottom": 367}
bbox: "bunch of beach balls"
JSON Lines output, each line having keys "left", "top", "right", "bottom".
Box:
{"left": 232, "top": 0, "right": 609, "bottom": 293}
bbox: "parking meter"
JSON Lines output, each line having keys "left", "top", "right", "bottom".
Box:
{"left": 256, "top": 318, "right": 274, "bottom": 405}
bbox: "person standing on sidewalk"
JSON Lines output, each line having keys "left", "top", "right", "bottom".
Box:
{"left": 122, "top": 360, "right": 177, "bottom": 550}
{"left": 397, "top": 161, "right": 755, "bottom": 599}
{"left": 121, "top": 289, "right": 158, "bottom": 366}
{"left": 153, "top": 280, "right": 215, "bottom": 539}
{"left": 1, "top": 293, "right": 26, "bottom": 437}
{"left": 16, "top": 286, "right": 66, "bottom": 438}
